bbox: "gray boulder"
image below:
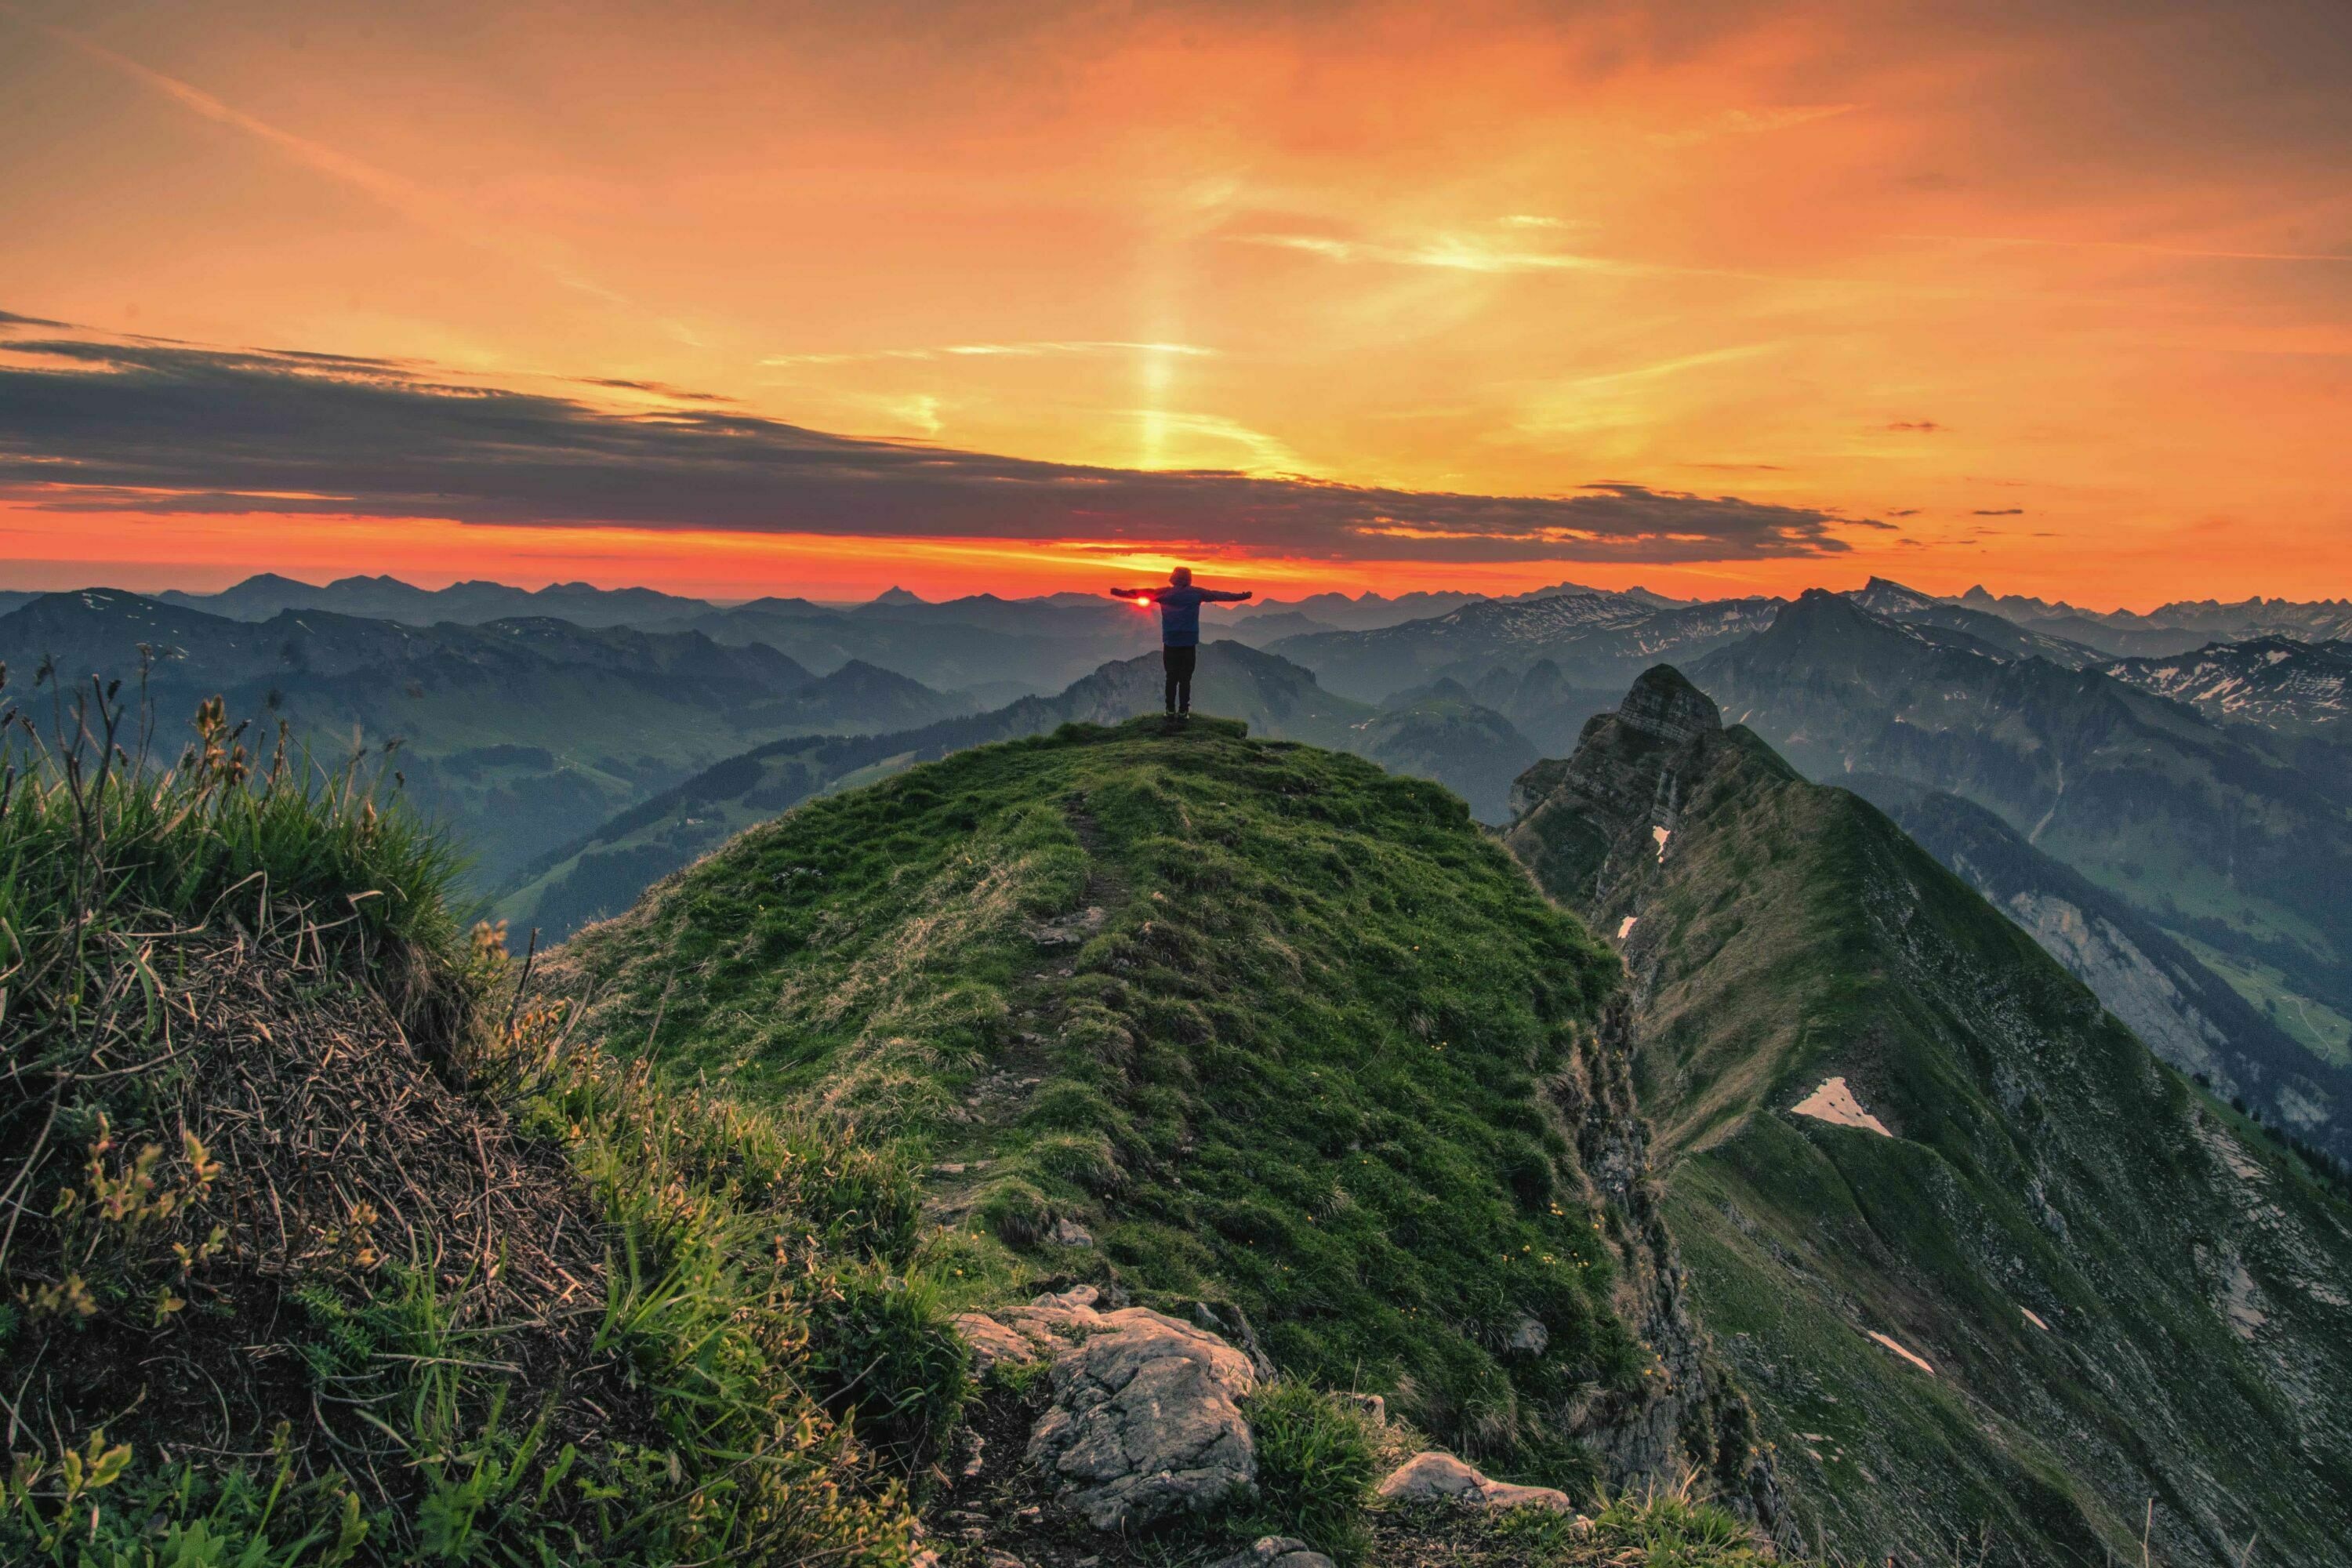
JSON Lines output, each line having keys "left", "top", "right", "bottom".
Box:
{"left": 1025, "top": 1308, "right": 1260, "bottom": 1529}
{"left": 1374, "top": 1450, "right": 1581, "bottom": 1515}
{"left": 1208, "top": 1536, "right": 1335, "bottom": 1568}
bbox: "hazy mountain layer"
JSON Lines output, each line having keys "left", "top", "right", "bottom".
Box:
{"left": 1272, "top": 592, "right": 1779, "bottom": 703}
{"left": 0, "top": 589, "right": 966, "bottom": 887}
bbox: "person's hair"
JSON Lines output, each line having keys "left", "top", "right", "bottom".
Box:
{"left": 1171, "top": 566, "right": 1192, "bottom": 585}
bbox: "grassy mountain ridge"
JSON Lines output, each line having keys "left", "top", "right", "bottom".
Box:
{"left": 499, "top": 643, "right": 1540, "bottom": 939}
{"left": 1692, "top": 590, "right": 2352, "bottom": 1077}
{"left": 1505, "top": 666, "right": 2352, "bottom": 1566}
{"left": 539, "top": 714, "right": 1778, "bottom": 1508}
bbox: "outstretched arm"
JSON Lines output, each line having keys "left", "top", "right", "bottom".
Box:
{"left": 1206, "top": 588, "right": 1253, "bottom": 602}
{"left": 1108, "top": 586, "right": 1158, "bottom": 601}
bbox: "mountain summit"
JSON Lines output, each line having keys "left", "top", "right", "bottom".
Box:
{"left": 1614, "top": 664, "right": 1722, "bottom": 744}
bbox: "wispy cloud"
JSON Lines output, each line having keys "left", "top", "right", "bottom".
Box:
{"left": 1116, "top": 410, "right": 1312, "bottom": 476}
{"left": 0, "top": 316, "right": 1881, "bottom": 564}
{"left": 0, "top": 9, "right": 691, "bottom": 332}
{"left": 1651, "top": 104, "right": 1857, "bottom": 148}
{"left": 1229, "top": 232, "right": 1654, "bottom": 277}
{"left": 761, "top": 340, "right": 1217, "bottom": 368}
{"left": 1893, "top": 234, "right": 2352, "bottom": 264}
{"left": 1508, "top": 344, "right": 1782, "bottom": 437}
{"left": 578, "top": 378, "right": 735, "bottom": 403}
{"left": 1884, "top": 419, "right": 1944, "bottom": 433}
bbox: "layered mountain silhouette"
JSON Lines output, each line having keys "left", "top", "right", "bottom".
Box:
{"left": 0, "top": 589, "right": 968, "bottom": 885}
{"left": 1269, "top": 592, "right": 1779, "bottom": 703}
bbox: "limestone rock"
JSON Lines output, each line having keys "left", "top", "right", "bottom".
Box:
{"left": 1209, "top": 1535, "right": 1336, "bottom": 1568}
{"left": 1506, "top": 1315, "right": 1549, "bottom": 1356}
{"left": 1025, "top": 1308, "right": 1260, "bottom": 1529}
{"left": 954, "top": 1312, "right": 1044, "bottom": 1374}
{"left": 1374, "top": 1450, "right": 1578, "bottom": 1515}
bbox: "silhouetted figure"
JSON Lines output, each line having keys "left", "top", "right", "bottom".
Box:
{"left": 1109, "top": 567, "right": 1252, "bottom": 719}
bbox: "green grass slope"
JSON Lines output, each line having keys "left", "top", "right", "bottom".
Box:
{"left": 1846, "top": 774, "right": 2352, "bottom": 1167}
{"left": 541, "top": 716, "right": 1773, "bottom": 1504}
{"left": 0, "top": 691, "right": 921, "bottom": 1565}
{"left": 499, "top": 644, "right": 1537, "bottom": 941}
{"left": 1505, "top": 667, "right": 2352, "bottom": 1568}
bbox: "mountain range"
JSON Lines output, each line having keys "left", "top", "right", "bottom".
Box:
{"left": 0, "top": 588, "right": 974, "bottom": 886}
{"left": 19, "top": 572, "right": 2352, "bottom": 1143}
{"left": 1690, "top": 593, "right": 2352, "bottom": 1108}
{"left": 12, "top": 561, "right": 2352, "bottom": 1568}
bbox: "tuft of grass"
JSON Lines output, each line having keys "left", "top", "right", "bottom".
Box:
{"left": 1243, "top": 1381, "right": 1381, "bottom": 1563}
{"left": 804, "top": 1267, "right": 972, "bottom": 1474}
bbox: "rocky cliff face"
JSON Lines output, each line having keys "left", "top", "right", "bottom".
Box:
{"left": 1548, "top": 990, "right": 1787, "bottom": 1530}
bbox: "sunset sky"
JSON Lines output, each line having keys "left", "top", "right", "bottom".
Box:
{"left": 2, "top": 0, "right": 2348, "bottom": 606}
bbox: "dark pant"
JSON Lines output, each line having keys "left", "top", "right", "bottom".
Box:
{"left": 1162, "top": 644, "right": 1196, "bottom": 713}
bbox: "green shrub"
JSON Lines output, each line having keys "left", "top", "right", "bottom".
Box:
{"left": 807, "top": 1268, "right": 972, "bottom": 1474}
{"left": 1244, "top": 1381, "right": 1381, "bottom": 1564}
{"left": 980, "top": 1178, "right": 1054, "bottom": 1248}
{"left": 1586, "top": 1480, "right": 1770, "bottom": 1566}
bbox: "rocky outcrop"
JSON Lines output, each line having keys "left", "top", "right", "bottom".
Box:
{"left": 1207, "top": 1536, "right": 1336, "bottom": 1568}
{"left": 953, "top": 1283, "right": 1120, "bottom": 1374}
{"left": 1549, "top": 994, "right": 1785, "bottom": 1530}
{"left": 959, "top": 1286, "right": 1265, "bottom": 1530}
{"left": 1374, "top": 1451, "right": 1581, "bottom": 1515}
{"left": 1024, "top": 1305, "right": 1260, "bottom": 1528}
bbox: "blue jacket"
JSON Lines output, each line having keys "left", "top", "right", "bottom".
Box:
{"left": 1120, "top": 584, "right": 1250, "bottom": 646}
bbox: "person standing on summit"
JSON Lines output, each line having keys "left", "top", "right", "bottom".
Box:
{"left": 1109, "top": 567, "right": 1252, "bottom": 720}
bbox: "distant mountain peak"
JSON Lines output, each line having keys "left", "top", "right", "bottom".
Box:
{"left": 1770, "top": 586, "right": 1885, "bottom": 637}
{"left": 872, "top": 586, "right": 924, "bottom": 605}
{"left": 1618, "top": 664, "right": 1721, "bottom": 743}
{"left": 1853, "top": 575, "right": 1940, "bottom": 611}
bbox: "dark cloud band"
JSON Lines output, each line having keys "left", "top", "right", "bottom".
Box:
{"left": 0, "top": 319, "right": 1882, "bottom": 563}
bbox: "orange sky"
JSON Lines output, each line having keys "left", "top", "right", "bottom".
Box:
{"left": 2, "top": 0, "right": 2348, "bottom": 608}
